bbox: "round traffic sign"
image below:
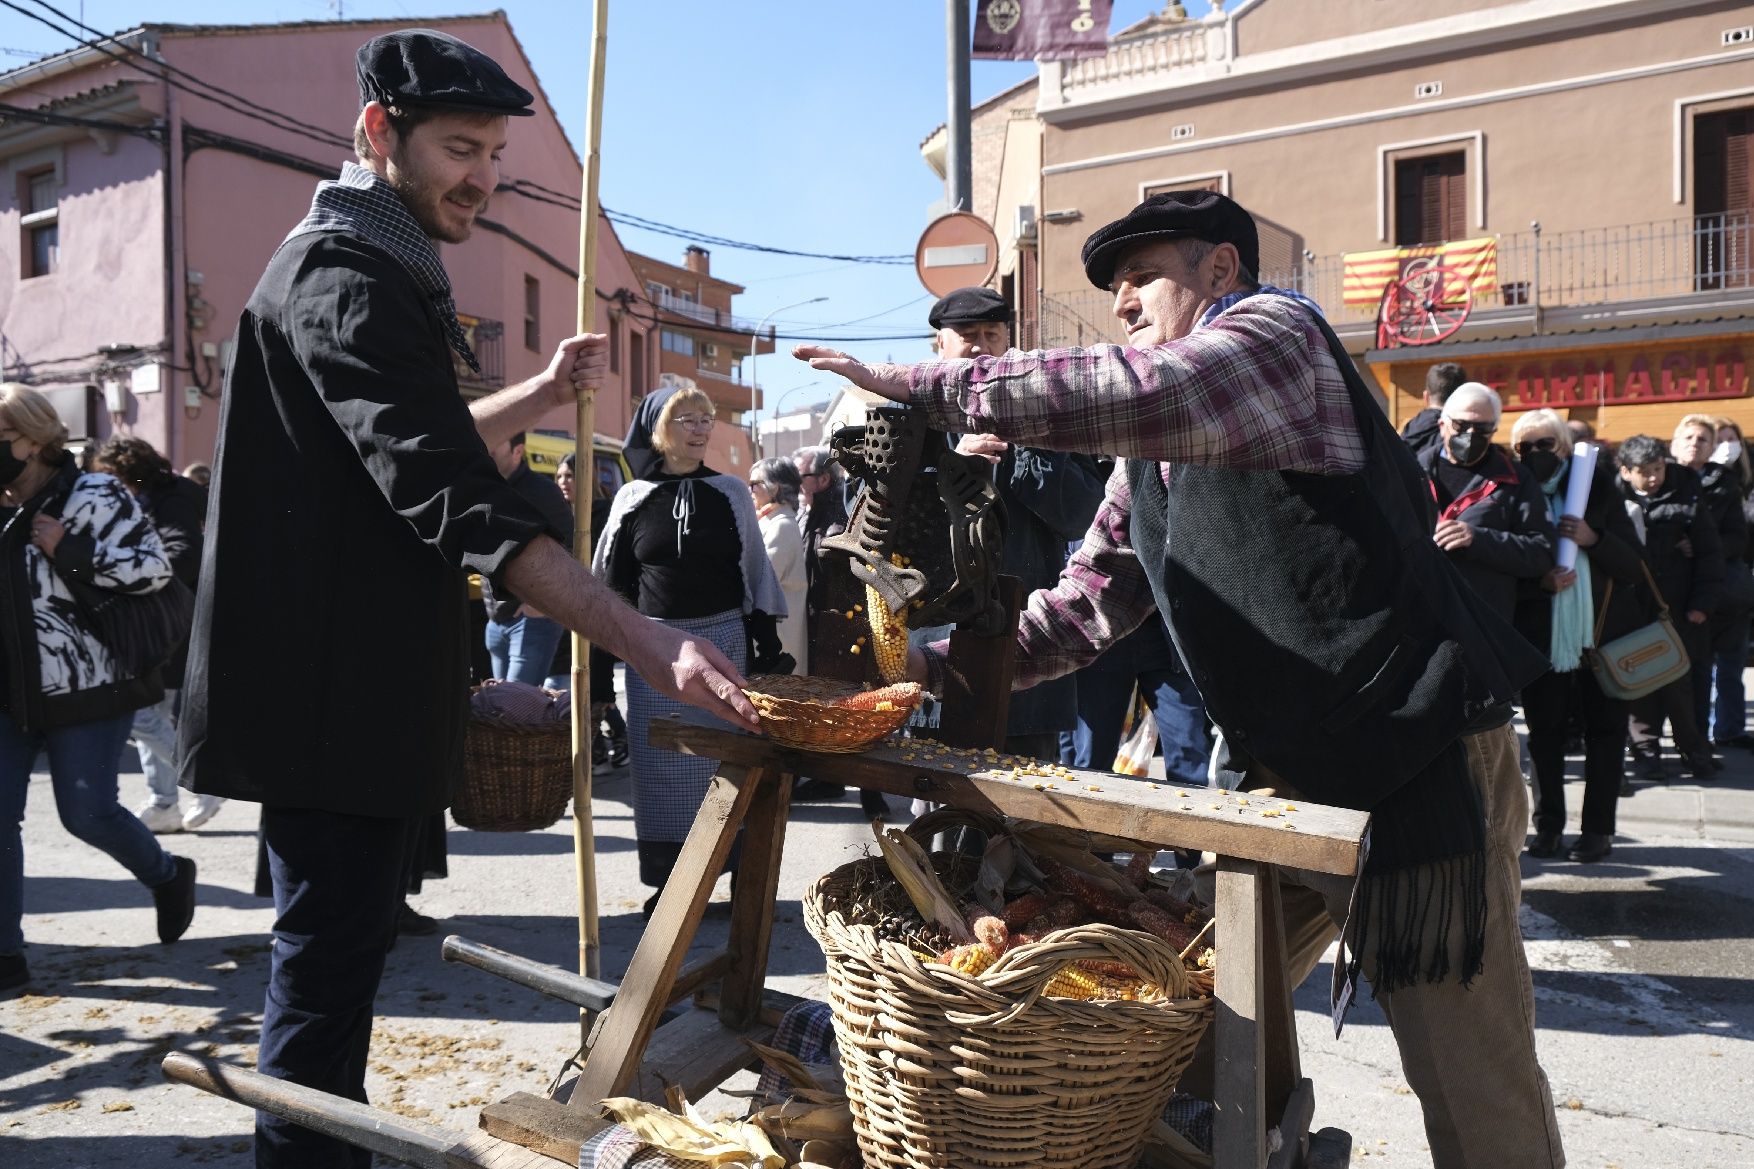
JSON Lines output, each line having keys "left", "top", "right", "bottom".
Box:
{"left": 914, "top": 212, "right": 1000, "bottom": 297}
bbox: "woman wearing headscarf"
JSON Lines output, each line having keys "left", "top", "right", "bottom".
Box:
{"left": 748, "top": 457, "right": 807, "bottom": 675}
{"left": 1511, "top": 409, "right": 1646, "bottom": 863}
{"left": 592, "top": 389, "right": 787, "bottom": 910}
{"left": 0, "top": 385, "right": 195, "bottom": 993}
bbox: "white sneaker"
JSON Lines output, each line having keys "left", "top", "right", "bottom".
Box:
{"left": 182, "top": 795, "right": 226, "bottom": 831}
{"left": 136, "top": 802, "right": 184, "bottom": 834}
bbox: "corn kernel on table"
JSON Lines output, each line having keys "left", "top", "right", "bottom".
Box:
{"left": 163, "top": 714, "right": 1366, "bottom": 1169}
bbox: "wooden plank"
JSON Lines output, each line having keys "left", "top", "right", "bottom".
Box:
{"left": 1258, "top": 875, "right": 1302, "bottom": 1118}
{"left": 1265, "top": 1079, "right": 1316, "bottom": 1169}
{"left": 161, "top": 1052, "right": 457, "bottom": 1169}
{"left": 569, "top": 768, "right": 760, "bottom": 1109}
{"left": 447, "top": 1130, "right": 575, "bottom": 1169}
{"left": 629, "top": 1005, "right": 777, "bottom": 1104}
{"left": 476, "top": 1092, "right": 610, "bottom": 1166}
{"left": 933, "top": 575, "right": 1021, "bottom": 749}
{"left": 693, "top": 983, "right": 809, "bottom": 1029}
{"left": 719, "top": 767, "right": 790, "bottom": 1028}
{"left": 1213, "top": 857, "right": 1266, "bottom": 1169}
{"left": 648, "top": 717, "right": 1368, "bottom": 876}
{"left": 670, "top": 950, "right": 733, "bottom": 1004}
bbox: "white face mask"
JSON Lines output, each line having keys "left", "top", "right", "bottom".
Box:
{"left": 1711, "top": 439, "right": 1743, "bottom": 465}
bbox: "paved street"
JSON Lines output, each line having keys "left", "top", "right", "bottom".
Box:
{"left": 4, "top": 698, "right": 1754, "bottom": 1169}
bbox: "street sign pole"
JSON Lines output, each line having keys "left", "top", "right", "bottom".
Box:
{"left": 947, "top": 0, "right": 973, "bottom": 212}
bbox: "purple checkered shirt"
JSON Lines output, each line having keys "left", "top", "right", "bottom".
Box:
{"left": 908, "top": 293, "right": 1369, "bottom": 691}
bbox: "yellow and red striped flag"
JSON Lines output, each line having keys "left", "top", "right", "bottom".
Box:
{"left": 1343, "top": 238, "right": 1499, "bottom": 307}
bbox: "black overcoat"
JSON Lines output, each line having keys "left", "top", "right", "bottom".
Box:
{"left": 178, "top": 231, "right": 555, "bottom": 817}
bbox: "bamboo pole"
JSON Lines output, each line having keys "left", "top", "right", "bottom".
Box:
{"left": 571, "top": 0, "right": 611, "bottom": 1002}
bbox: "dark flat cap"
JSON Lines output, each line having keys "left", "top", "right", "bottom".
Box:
{"left": 358, "top": 29, "right": 534, "bottom": 117}
{"left": 1080, "top": 190, "right": 1259, "bottom": 290}
{"left": 928, "top": 286, "right": 1010, "bottom": 329}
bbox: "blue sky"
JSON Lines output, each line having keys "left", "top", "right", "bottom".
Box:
{"left": 1, "top": 1, "right": 1206, "bottom": 406}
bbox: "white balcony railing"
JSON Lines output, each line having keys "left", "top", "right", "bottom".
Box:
{"left": 650, "top": 289, "right": 765, "bottom": 336}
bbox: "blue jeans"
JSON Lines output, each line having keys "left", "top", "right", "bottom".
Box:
{"left": 1058, "top": 620, "right": 1211, "bottom": 784}
{"left": 132, "top": 688, "right": 180, "bottom": 808}
{"left": 0, "top": 708, "right": 175, "bottom": 955}
{"left": 485, "top": 615, "right": 566, "bottom": 686}
{"left": 1711, "top": 614, "right": 1750, "bottom": 740}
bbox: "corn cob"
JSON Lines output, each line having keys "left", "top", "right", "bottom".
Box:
{"left": 1122, "top": 851, "right": 1154, "bottom": 888}
{"left": 1001, "top": 890, "right": 1052, "bottom": 929}
{"left": 835, "top": 681, "right": 921, "bottom": 711}
{"left": 937, "top": 942, "right": 996, "bottom": 976}
{"left": 1144, "top": 886, "right": 1202, "bottom": 923}
{"left": 1125, "top": 899, "right": 1200, "bottom": 951}
{"left": 965, "top": 907, "right": 1008, "bottom": 956}
{"left": 864, "top": 583, "right": 910, "bottom": 683}
{"left": 1040, "top": 856, "right": 1140, "bottom": 919}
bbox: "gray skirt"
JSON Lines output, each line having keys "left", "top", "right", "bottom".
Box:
{"left": 625, "top": 608, "right": 746, "bottom": 843}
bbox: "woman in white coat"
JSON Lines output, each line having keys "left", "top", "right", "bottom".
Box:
{"left": 749, "top": 458, "right": 807, "bottom": 675}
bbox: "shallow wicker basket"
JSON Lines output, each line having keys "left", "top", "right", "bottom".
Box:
{"left": 743, "top": 674, "right": 921, "bottom": 754}
{"left": 452, "top": 713, "right": 573, "bottom": 832}
{"left": 805, "top": 856, "right": 1214, "bottom": 1169}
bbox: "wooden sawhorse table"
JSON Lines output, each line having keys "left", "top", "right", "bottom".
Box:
{"left": 164, "top": 715, "right": 1366, "bottom": 1169}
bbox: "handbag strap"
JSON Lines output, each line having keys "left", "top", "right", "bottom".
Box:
{"left": 1596, "top": 558, "right": 1673, "bottom": 643}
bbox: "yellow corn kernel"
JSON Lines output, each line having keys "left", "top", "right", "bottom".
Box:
{"left": 849, "top": 644, "right": 861, "bottom": 654}
{"left": 864, "top": 583, "right": 910, "bottom": 683}
{"left": 938, "top": 943, "right": 995, "bottom": 976}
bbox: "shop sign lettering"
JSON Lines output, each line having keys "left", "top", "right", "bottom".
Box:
{"left": 1473, "top": 348, "right": 1748, "bottom": 413}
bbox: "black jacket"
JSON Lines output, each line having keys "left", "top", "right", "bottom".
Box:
{"left": 180, "top": 230, "right": 555, "bottom": 817}
{"left": 1619, "top": 462, "right": 1725, "bottom": 618}
{"left": 1697, "top": 461, "right": 1749, "bottom": 564}
{"left": 799, "top": 480, "right": 848, "bottom": 672}
{"left": 141, "top": 474, "right": 207, "bottom": 686}
{"left": 1513, "top": 457, "right": 1647, "bottom": 654}
{"left": 1417, "top": 442, "right": 1557, "bottom": 621}
{"left": 481, "top": 461, "right": 572, "bottom": 624}
{"left": 992, "top": 445, "right": 1106, "bottom": 737}
{"left": 1400, "top": 406, "right": 1443, "bottom": 456}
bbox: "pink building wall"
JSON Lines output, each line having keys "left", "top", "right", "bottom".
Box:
{"left": 0, "top": 13, "right": 639, "bottom": 466}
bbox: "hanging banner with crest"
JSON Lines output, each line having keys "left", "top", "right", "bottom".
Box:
{"left": 972, "top": 0, "right": 1113, "bottom": 60}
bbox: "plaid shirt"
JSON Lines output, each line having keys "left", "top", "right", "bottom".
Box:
{"left": 908, "top": 292, "right": 1368, "bottom": 690}
{"left": 285, "top": 161, "right": 480, "bottom": 373}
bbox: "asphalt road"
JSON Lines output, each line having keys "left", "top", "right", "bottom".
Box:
{"left": 3, "top": 701, "right": 1753, "bottom": 1168}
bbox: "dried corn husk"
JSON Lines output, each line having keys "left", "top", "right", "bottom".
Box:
{"left": 873, "top": 825, "right": 972, "bottom": 943}
{"left": 597, "top": 1096, "right": 783, "bottom": 1167}
{"left": 750, "top": 1099, "right": 855, "bottom": 1143}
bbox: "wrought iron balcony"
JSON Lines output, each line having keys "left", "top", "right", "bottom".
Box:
{"left": 453, "top": 314, "right": 505, "bottom": 390}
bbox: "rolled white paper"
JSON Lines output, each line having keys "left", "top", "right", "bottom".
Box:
{"left": 1555, "top": 441, "right": 1598, "bottom": 570}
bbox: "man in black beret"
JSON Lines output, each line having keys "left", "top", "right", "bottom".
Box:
{"left": 798, "top": 191, "right": 1563, "bottom": 1168}
{"left": 181, "top": 28, "right": 757, "bottom": 1167}
{"left": 930, "top": 287, "right": 1105, "bottom": 763}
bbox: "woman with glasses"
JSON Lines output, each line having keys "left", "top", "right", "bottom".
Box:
{"left": 592, "top": 389, "right": 787, "bottom": 911}
{"left": 1510, "top": 409, "right": 1646, "bottom": 863}
{"left": 747, "top": 458, "right": 807, "bottom": 676}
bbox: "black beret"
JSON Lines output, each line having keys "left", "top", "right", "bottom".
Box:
{"left": 928, "top": 286, "right": 1010, "bottom": 329}
{"left": 357, "top": 29, "right": 535, "bottom": 118}
{"left": 1080, "top": 190, "right": 1259, "bottom": 290}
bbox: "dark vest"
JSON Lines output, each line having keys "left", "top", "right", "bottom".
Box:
{"left": 1128, "top": 301, "right": 1548, "bottom": 822}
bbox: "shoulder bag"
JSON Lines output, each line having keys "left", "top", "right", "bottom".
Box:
{"left": 1587, "top": 561, "right": 1690, "bottom": 701}
{"left": 43, "top": 493, "right": 195, "bottom": 680}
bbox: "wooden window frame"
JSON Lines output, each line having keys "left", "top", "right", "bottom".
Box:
{"left": 1376, "top": 132, "right": 1483, "bottom": 243}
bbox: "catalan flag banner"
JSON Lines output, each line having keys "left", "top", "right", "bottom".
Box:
{"left": 1342, "top": 237, "right": 1499, "bottom": 307}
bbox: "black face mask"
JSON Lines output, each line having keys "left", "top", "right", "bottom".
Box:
{"left": 1521, "top": 449, "right": 1562, "bottom": 484}
{"left": 0, "top": 445, "right": 28, "bottom": 489}
{"left": 1446, "top": 430, "right": 1489, "bottom": 466}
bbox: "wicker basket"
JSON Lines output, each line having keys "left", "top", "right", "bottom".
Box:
{"left": 743, "top": 674, "right": 921, "bottom": 754}
{"left": 805, "top": 857, "right": 1214, "bottom": 1169}
{"left": 452, "top": 714, "right": 573, "bottom": 832}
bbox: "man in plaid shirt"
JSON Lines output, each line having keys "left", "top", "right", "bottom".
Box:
{"left": 797, "top": 191, "right": 1563, "bottom": 1169}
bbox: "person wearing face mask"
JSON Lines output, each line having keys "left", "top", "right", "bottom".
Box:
{"left": 0, "top": 385, "right": 197, "bottom": 997}
{"left": 1414, "top": 383, "right": 1557, "bottom": 622}
{"left": 1510, "top": 410, "right": 1646, "bottom": 863}
{"left": 1672, "top": 414, "right": 1753, "bottom": 749}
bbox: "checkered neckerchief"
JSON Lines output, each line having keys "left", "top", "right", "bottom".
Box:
{"left": 285, "top": 161, "right": 479, "bottom": 373}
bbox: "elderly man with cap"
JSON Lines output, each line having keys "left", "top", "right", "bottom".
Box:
{"left": 931, "top": 287, "right": 1106, "bottom": 761}
{"left": 178, "top": 29, "right": 756, "bottom": 1166}
{"left": 799, "top": 190, "right": 1562, "bottom": 1168}
{"left": 1415, "top": 380, "right": 1556, "bottom": 622}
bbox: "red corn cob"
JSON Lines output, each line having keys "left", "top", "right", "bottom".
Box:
{"left": 1125, "top": 899, "right": 1200, "bottom": 951}
{"left": 965, "top": 906, "right": 1008, "bottom": 956}
{"left": 1001, "top": 890, "right": 1052, "bottom": 929}
{"left": 1122, "top": 851, "right": 1153, "bottom": 888}
{"left": 1040, "top": 857, "right": 1140, "bottom": 919}
{"left": 1144, "top": 886, "right": 1202, "bottom": 923}
{"left": 1044, "top": 894, "right": 1082, "bottom": 928}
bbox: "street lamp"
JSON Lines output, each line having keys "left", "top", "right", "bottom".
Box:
{"left": 747, "top": 296, "right": 826, "bottom": 458}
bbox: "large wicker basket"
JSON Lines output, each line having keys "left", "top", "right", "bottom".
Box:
{"left": 805, "top": 857, "right": 1214, "bottom": 1169}
{"left": 452, "top": 713, "right": 573, "bottom": 832}
{"left": 743, "top": 674, "right": 921, "bottom": 754}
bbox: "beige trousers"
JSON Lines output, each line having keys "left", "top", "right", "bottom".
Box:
{"left": 1198, "top": 723, "right": 1565, "bottom": 1168}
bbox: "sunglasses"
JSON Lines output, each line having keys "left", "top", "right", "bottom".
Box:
{"left": 1446, "top": 418, "right": 1496, "bottom": 435}
{"left": 1514, "top": 437, "right": 1559, "bottom": 457}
